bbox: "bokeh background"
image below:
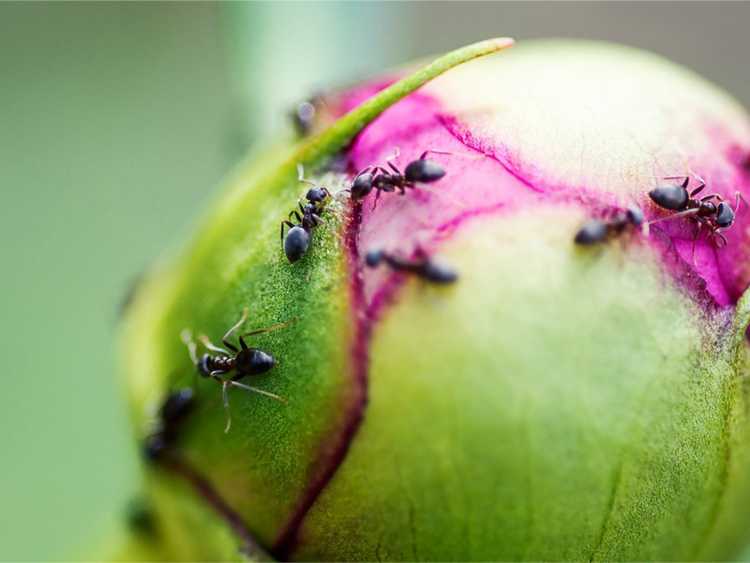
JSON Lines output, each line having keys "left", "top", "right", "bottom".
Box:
{"left": 1, "top": 2, "right": 749, "bottom": 560}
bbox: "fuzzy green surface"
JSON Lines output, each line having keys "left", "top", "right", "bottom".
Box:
{"left": 293, "top": 207, "right": 750, "bottom": 561}
{"left": 122, "top": 160, "right": 353, "bottom": 547}
{"left": 119, "top": 38, "right": 515, "bottom": 557}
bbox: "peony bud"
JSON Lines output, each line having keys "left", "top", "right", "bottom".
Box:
{"left": 119, "top": 39, "right": 750, "bottom": 561}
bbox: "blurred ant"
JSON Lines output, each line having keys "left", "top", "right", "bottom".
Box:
{"left": 647, "top": 175, "right": 742, "bottom": 247}
{"left": 349, "top": 149, "right": 449, "bottom": 203}
{"left": 280, "top": 164, "right": 331, "bottom": 263}
{"left": 125, "top": 496, "right": 157, "bottom": 537}
{"left": 289, "top": 94, "right": 325, "bottom": 138}
{"left": 143, "top": 387, "right": 196, "bottom": 462}
{"left": 181, "top": 308, "right": 290, "bottom": 433}
{"left": 574, "top": 206, "right": 644, "bottom": 245}
{"left": 365, "top": 247, "right": 458, "bottom": 284}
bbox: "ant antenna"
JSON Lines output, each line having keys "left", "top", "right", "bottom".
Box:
{"left": 734, "top": 191, "right": 748, "bottom": 214}
{"left": 198, "top": 334, "right": 231, "bottom": 356}
{"left": 180, "top": 329, "right": 199, "bottom": 364}
{"left": 242, "top": 317, "right": 298, "bottom": 338}
{"left": 297, "top": 163, "right": 316, "bottom": 186}
{"left": 222, "top": 307, "right": 248, "bottom": 344}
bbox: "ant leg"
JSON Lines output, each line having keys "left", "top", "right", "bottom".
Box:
{"left": 221, "top": 307, "right": 248, "bottom": 351}
{"left": 646, "top": 208, "right": 700, "bottom": 226}
{"left": 242, "top": 318, "right": 297, "bottom": 339}
{"left": 229, "top": 380, "right": 287, "bottom": 404}
{"left": 418, "top": 149, "right": 454, "bottom": 160}
{"left": 700, "top": 194, "right": 720, "bottom": 202}
{"left": 689, "top": 173, "right": 708, "bottom": 197}
{"left": 352, "top": 166, "right": 373, "bottom": 181}
{"left": 280, "top": 220, "right": 295, "bottom": 242}
{"left": 384, "top": 147, "right": 400, "bottom": 162}
{"left": 372, "top": 188, "right": 383, "bottom": 210}
{"left": 296, "top": 163, "right": 315, "bottom": 186}
{"left": 289, "top": 210, "right": 303, "bottom": 222}
{"left": 663, "top": 176, "right": 691, "bottom": 189}
{"left": 221, "top": 381, "right": 232, "bottom": 433}
{"left": 180, "top": 329, "right": 199, "bottom": 364}
{"left": 691, "top": 222, "right": 702, "bottom": 266}
{"left": 715, "top": 230, "right": 728, "bottom": 248}
{"left": 199, "top": 334, "right": 232, "bottom": 356}
{"left": 387, "top": 161, "right": 401, "bottom": 175}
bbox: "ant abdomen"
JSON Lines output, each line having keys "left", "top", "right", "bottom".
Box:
{"left": 235, "top": 348, "right": 275, "bottom": 376}
{"left": 284, "top": 225, "right": 311, "bottom": 263}
{"left": 648, "top": 185, "right": 689, "bottom": 210}
{"left": 574, "top": 220, "right": 609, "bottom": 245}
{"left": 404, "top": 158, "right": 445, "bottom": 183}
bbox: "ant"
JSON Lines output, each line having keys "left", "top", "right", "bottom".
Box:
{"left": 574, "top": 206, "right": 644, "bottom": 245}
{"left": 143, "top": 387, "right": 196, "bottom": 462}
{"left": 280, "top": 164, "right": 331, "bottom": 263}
{"left": 126, "top": 496, "right": 157, "bottom": 537}
{"left": 350, "top": 149, "right": 449, "bottom": 202}
{"left": 181, "top": 308, "right": 290, "bottom": 433}
{"left": 365, "top": 248, "right": 458, "bottom": 284}
{"left": 647, "top": 175, "right": 742, "bottom": 247}
{"left": 289, "top": 94, "right": 325, "bottom": 138}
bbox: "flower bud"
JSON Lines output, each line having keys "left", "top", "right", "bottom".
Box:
{"left": 120, "top": 39, "right": 750, "bottom": 560}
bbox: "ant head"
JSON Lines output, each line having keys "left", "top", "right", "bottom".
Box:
{"left": 404, "top": 159, "right": 445, "bottom": 184}
{"left": 284, "top": 226, "right": 311, "bottom": 263}
{"left": 197, "top": 354, "right": 213, "bottom": 377}
{"left": 422, "top": 260, "right": 459, "bottom": 284}
{"left": 649, "top": 184, "right": 689, "bottom": 211}
{"left": 365, "top": 249, "right": 385, "bottom": 267}
{"left": 716, "top": 202, "right": 735, "bottom": 228}
{"left": 236, "top": 348, "right": 276, "bottom": 375}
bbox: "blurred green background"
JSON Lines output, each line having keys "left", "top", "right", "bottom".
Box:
{"left": 1, "top": 2, "right": 749, "bottom": 560}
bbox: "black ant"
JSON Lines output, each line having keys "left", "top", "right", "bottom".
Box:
{"left": 181, "top": 308, "right": 290, "bottom": 433}
{"left": 648, "top": 175, "right": 741, "bottom": 247}
{"left": 350, "top": 149, "right": 449, "bottom": 202}
{"left": 574, "top": 206, "right": 644, "bottom": 245}
{"left": 143, "top": 387, "right": 196, "bottom": 462}
{"left": 280, "top": 164, "right": 331, "bottom": 263}
{"left": 365, "top": 248, "right": 458, "bottom": 284}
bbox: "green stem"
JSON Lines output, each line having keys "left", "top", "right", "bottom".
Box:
{"left": 298, "top": 37, "right": 514, "bottom": 166}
